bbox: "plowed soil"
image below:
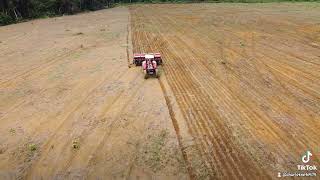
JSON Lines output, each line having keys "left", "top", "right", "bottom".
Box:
{"left": 0, "top": 7, "right": 187, "bottom": 179}
{"left": 0, "top": 3, "right": 319, "bottom": 180}
{"left": 130, "top": 3, "right": 320, "bottom": 179}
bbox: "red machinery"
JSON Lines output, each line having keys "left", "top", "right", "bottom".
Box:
{"left": 154, "top": 53, "right": 162, "bottom": 65}
{"left": 133, "top": 53, "right": 162, "bottom": 79}
{"left": 133, "top": 53, "right": 162, "bottom": 66}
{"left": 142, "top": 57, "right": 158, "bottom": 79}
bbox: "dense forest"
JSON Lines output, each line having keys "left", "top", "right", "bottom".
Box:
{"left": 1, "top": 0, "right": 319, "bottom": 25}
{"left": 0, "top": 0, "right": 113, "bottom": 25}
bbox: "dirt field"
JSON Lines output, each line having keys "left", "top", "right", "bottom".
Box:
{"left": 130, "top": 3, "right": 320, "bottom": 179}
{"left": 0, "top": 3, "right": 319, "bottom": 180}
{"left": 0, "top": 7, "right": 187, "bottom": 179}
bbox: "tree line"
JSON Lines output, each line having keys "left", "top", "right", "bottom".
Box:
{"left": 1, "top": 0, "right": 319, "bottom": 25}
{"left": 0, "top": 0, "right": 113, "bottom": 25}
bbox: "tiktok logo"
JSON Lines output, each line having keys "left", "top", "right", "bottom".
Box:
{"left": 302, "top": 151, "right": 312, "bottom": 164}
{"left": 279, "top": 150, "right": 317, "bottom": 177}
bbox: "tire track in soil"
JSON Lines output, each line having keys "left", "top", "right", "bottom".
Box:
{"left": 167, "top": 11, "right": 320, "bottom": 149}
{"left": 157, "top": 7, "right": 320, "bottom": 155}
{"left": 130, "top": 7, "right": 257, "bottom": 179}
{"left": 131, "top": 7, "right": 222, "bottom": 178}
{"left": 167, "top": 21, "right": 318, "bottom": 154}
{"left": 179, "top": 13, "right": 320, "bottom": 99}
{"left": 58, "top": 30, "right": 140, "bottom": 171}
{"left": 156, "top": 9, "right": 316, "bottom": 172}
{"left": 130, "top": 8, "right": 209, "bottom": 178}
{"left": 26, "top": 67, "right": 131, "bottom": 178}
{"left": 55, "top": 73, "right": 142, "bottom": 178}
{"left": 130, "top": 4, "right": 320, "bottom": 179}
{"left": 165, "top": 11, "right": 320, "bottom": 101}
{"left": 27, "top": 11, "right": 135, "bottom": 177}
{"left": 126, "top": 14, "right": 132, "bottom": 68}
{"left": 158, "top": 76, "right": 196, "bottom": 180}
{"left": 150, "top": 36, "right": 231, "bottom": 178}
{"left": 159, "top": 35, "right": 255, "bottom": 179}
{"left": 131, "top": 8, "right": 208, "bottom": 178}
{"left": 161, "top": 10, "right": 267, "bottom": 179}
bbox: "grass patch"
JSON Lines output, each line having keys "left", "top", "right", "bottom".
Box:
{"left": 72, "top": 140, "right": 80, "bottom": 149}
{"left": 28, "top": 143, "right": 37, "bottom": 152}
{"left": 141, "top": 130, "right": 169, "bottom": 172}
{"left": 9, "top": 128, "right": 16, "bottom": 134}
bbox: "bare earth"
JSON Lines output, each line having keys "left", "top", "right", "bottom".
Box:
{"left": 0, "top": 3, "right": 319, "bottom": 180}
{"left": 130, "top": 3, "right": 320, "bottom": 179}
{"left": 0, "top": 7, "right": 187, "bottom": 180}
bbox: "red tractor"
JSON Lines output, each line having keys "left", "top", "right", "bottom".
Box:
{"left": 133, "top": 53, "right": 162, "bottom": 79}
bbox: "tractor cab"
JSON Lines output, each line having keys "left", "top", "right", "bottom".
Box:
{"left": 142, "top": 54, "right": 158, "bottom": 79}
{"left": 143, "top": 54, "right": 157, "bottom": 70}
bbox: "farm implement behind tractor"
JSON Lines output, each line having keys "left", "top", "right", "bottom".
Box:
{"left": 133, "top": 53, "right": 162, "bottom": 66}
{"left": 133, "top": 53, "right": 163, "bottom": 79}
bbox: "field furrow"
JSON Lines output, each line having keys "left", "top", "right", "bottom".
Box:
{"left": 130, "top": 3, "right": 320, "bottom": 179}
